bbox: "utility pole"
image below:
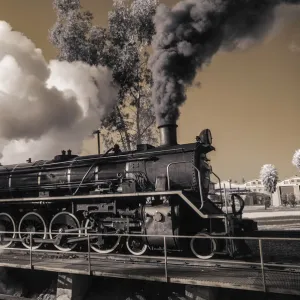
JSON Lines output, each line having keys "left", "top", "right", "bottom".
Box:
{"left": 228, "top": 179, "right": 232, "bottom": 191}
{"left": 92, "top": 129, "right": 100, "bottom": 155}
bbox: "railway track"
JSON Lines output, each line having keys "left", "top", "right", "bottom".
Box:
{"left": 0, "top": 228, "right": 299, "bottom": 275}
{"left": 1, "top": 247, "right": 300, "bottom": 273}
{"left": 0, "top": 241, "right": 299, "bottom": 296}
{"left": 0, "top": 247, "right": 300, "bottom": 296}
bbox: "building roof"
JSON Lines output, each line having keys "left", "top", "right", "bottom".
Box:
{"left": 214, "top": 175, "right": 300, "bottom": 189}
{"left": 278, "top": 175, "right": 300, "bottom": 186}
{"left": 215, "top": 181, "right": 245, "bottom": 189}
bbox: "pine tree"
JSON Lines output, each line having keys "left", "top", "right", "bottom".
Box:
{"left": 259, "top": 164, "right": 278, "bottom": 208}
{"left": 260, "top": 164, "right": 278, "bottom": 194}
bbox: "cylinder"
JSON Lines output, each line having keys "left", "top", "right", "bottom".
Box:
{"left": 158, "top": 124, "right": 178, "bottom": 146}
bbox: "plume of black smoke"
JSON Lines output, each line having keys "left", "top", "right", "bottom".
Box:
{"left": 0, "top": 21, "right": 118, "bottom": 163}
{"left": 149, "top": 0, "right": 300, "bottom": 126}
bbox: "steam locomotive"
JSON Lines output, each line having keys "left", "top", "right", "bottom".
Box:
{"left": 0, "top": 123, "right": 257, "bottom": 259}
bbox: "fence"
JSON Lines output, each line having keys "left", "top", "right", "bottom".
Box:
{"left": 0, "top": 232, "right": 300, "bottom": 294}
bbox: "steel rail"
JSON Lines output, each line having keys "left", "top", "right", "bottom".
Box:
{"left": 3, "top": 248, "right": 300, "bottom": 271}
{"left": 1, "top": 230, "right": 300, "bottom": 241}
{"left": 0, "top": 231, "right": 300, "bottom": 270}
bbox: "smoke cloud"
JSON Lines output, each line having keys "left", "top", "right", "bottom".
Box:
{"left": 0, "top": 21, "right": 118, "bottom": 164}
{"left": 149, "top": 0, "right": 300, "bottom": 126}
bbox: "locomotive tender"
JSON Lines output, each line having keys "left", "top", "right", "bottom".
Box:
{"left": 0, "top": 123, "right": 257, "bottom": 259}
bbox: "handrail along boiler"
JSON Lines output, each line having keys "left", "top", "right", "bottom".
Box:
{"left": 0, "top": 122, "right": 257, "bottom": 258}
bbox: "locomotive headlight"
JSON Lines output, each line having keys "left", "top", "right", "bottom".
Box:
{"left": 198, "top": 129, "right": 212, "bottom": 145}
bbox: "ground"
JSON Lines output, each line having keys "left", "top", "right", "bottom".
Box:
{"left": 243, "top": 205, "right": 300, "bottom": 230}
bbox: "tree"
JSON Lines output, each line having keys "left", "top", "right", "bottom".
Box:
{"left": 259, "top": 164, "right": 278, "bottom": 209}
{"left": 281, "top": 194, "right": 288, "bottom": 206}
{"left": 292, "top": 149, "right": 300, "bottom": 171}
{"left": 49, "top": 0, "right": 159, "bottom": 151}
{"left": 287, "top": 193, "right": 297, "bottom": 208}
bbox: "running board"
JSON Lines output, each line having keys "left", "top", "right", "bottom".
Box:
{"left": 0, "top": 191, "right": 184, "bottom": 203}
{"left": 0, "top": 190, "right": 226, "bottom": 220}
{"left": 177, "top": 191, "right": 225, "bottom": 220}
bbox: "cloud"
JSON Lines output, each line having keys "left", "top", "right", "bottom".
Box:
{"left": 0, "top": 21, "right": 118, "bottom": 164}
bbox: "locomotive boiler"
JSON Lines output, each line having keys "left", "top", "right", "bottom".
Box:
{"left": 0, "top": 123, "right": 257, "bottom": 259}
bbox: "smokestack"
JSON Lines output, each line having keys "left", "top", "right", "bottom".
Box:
{"left": 158, "top": 123, "right": 177, "bottom": 146}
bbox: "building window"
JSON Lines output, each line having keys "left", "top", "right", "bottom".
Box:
{"left": 258, "top": 181, "right": 262, "bottom": 185}
{"left": 291, "top": 180, "right": 295, "bottom": 183}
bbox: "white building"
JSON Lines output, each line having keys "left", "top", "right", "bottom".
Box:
{"left": 212, "top": 175, "right": 300, "bottom": 207}
{"left": 244, "top": 179, "right": 266, "bottom": 194}
{"left": 277, "top": 175, "right": 300, "bottom": 202}
{"left": 216, "top": 180, "right": 245, "bottom": 190}
{"left": 213, "top": 178, "right": 281, "bottom": 207}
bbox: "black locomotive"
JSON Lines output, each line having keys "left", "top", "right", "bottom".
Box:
{"left": 0, "top": 123, "right": 257, "bottom": 258}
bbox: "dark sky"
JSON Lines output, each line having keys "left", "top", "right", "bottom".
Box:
{"left": 0, "top": 0, "right": 300, "bottom": 181}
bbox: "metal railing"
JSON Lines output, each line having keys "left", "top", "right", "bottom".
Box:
{"left": 0, "top": 232, "right": 300, "bottom": 294}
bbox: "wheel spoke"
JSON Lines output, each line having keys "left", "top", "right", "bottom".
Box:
{"left": 49, "top": 212, "right": 80, "bottom": 252}
{"left": 18, "top": 212, "right": 47, "bottom": 250}
{"left": 0, "top": 213, "right": 16, "bottom": 249}
{"left": 85, "top": 219, "right": 120, "bottom": 254}
{"left": 126, "top": 236, "right": 147, "bottom": 256}
{"left": 190, "top": 233, "right": 216, "bottom": 259}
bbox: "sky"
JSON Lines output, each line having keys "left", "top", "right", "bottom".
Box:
{"left": 0, "top": 0, "right": 299, "bottom": 182}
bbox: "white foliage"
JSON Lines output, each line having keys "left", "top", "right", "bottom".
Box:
{"left": 109, "top": 0, "right": 158, "bottom": 45}
{"left": 50, "top": 0, "right": 158, "bottom": 84}
{"left": 259, "top": 164, "right": 279, "bottom": 194}
{"left": 53, "top": 0, "right": 80, "bottom": 15}
{"left": 292, "top": 149, "right": 300, "bottom": 170}
{"left": 0, "top": 21, "right": 118, "bottom": 164}
{"left": 50, "top": 0, "right": 159, "bottom": 150}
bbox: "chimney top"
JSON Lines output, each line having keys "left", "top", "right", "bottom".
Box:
{"left": 158, "top": 123, "right": 178, "bottom": 146}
